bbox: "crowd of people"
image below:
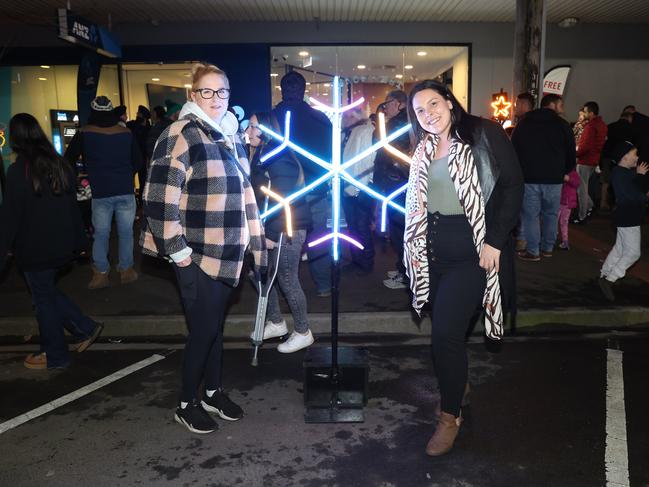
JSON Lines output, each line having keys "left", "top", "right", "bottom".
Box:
{"left": 0, "top": 62, "right": 647, "bottom": 455}
{"left": 511, "top": 93, "right": 649, "bottom": 300}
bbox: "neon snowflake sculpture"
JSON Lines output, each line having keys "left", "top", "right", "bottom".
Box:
{"left": 258, "top": 76, "right": 412, "bottom": 261}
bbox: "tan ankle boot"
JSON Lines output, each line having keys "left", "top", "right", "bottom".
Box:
{"left": 88, "top": 267, "right": 110, "bottom": 290}
{"left": 434, "top": 382, "right": 470, "bottom": 421}
{"left": 426, "top": 411, "right": 462, "bottom": 456}
{"left": 119, "top": 267, "right": 138, "bottom": 284}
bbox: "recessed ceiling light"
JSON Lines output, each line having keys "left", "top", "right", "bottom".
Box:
{"left": 405, "top": 65, "right": 413, "bottom": 70}
{"left": 298, "top": 51, "right": 309, "bottom": 57}
{"left": 38, "top": 77, "right": 47, "bottom": 81}
{"left": 324, "top": 83, "right": 330, "bottom": 87}
{"left": 152, "top": 77, "right": 160, "bottom": 81}
{"left": 184, "top": 73, "right": 191, "bottom": 78}
{"left": 357, "top": 64, "right": 366, "bottom": 69}
{"left": 306, "top": 82, "right": 311, "bottom": 85}
{"left": 270, "top": 73, "right": 279, "bottom": 77}
{"left": 417, "top": 51, "right": 427, "bottom": 56}
{"left": 395, "top": 74, "right": 403, "bottom": 79}
{"left": 184, "top": 83, "right": 192, "bottom": 88}
{"left": 40, "top": 65, "right": 51, "bottom": 69}
{"left": 323, "top": 93, "right": 329, "bottom": 96}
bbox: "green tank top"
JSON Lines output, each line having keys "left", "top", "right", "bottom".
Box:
{"left": 427, "top": 155, "right": 464, "bottom": 215}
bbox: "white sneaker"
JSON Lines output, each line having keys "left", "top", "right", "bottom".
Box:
{"left": 250, "top": 319, "right": 288, "bottom": 340}
{"left": 277, "top": 330, "right": 314, "bottom": 353}
{"left": 383, "top": 274, "right": 408, "bottom": 289}
{"left": 386, "top": 270, "right": 400, "bottom": 278}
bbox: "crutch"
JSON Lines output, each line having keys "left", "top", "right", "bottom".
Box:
{"left": 251, "top": 232, "right": 284, "bottom": 366}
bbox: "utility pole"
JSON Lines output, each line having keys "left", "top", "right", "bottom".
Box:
{"left": 512, "top": 0, "right": 547, "bottom": 107}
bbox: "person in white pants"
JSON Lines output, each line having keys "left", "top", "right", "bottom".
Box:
{"left": 598, "top": 141, "right": 649, "bottom": 301}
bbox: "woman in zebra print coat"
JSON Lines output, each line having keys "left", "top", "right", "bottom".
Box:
{"left": 405, "top": 80, "right": 523, "bottom": 456}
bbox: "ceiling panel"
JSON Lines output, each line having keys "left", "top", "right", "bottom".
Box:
{"left": 1, "top": 0, "right": 648, "bottom": 25}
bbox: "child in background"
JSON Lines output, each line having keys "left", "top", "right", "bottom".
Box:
{"left": 558, "top": 169, "right": 580, "bottom": 250}
{"left": 598, "top": 141, "right": 649, "bottom": 301}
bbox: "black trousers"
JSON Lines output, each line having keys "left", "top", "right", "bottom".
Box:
{"left": 427, "top": 212, "right": 486, "bottom": 417}
{"left": 174, "top": 263, "right": 233, "bottom": 402}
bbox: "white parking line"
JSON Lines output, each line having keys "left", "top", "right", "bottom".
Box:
{"left": 605, "top": 348, "right": 630, "bottom": 487}
{"left": 0, "top": 353, "right": 165, "bottom": 435}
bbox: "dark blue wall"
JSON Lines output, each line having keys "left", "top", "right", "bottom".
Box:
{"left": 1, "top": 43, "right": 272, "bottom": 119}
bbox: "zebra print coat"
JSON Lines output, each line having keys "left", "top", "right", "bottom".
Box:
{"left": 404, "top": 117, "right": 523, "bottom": 339}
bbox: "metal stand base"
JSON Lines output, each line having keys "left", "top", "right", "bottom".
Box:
{"left": 303, "top": 346, "right": 368, "bottom": 424}
{"left": 304, "top": 405, "right": 364, "bottom": 423}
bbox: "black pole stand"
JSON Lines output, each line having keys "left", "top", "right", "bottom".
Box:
{"left": 303, "top": 257, "right": 369, "bottom": 423}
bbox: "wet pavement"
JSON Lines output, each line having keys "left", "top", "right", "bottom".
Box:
{"left": 1, "top": 333, "right": 648, "bottom": 486}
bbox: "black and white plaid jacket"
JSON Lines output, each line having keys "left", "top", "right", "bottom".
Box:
{"left": 140, "top": 113, "right": 267, "bottom": 286}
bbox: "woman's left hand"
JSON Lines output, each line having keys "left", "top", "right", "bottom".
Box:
{"left": 479, "top": 244, "right": 501, "bottom": 273}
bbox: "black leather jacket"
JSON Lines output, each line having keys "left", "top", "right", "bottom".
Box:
{"left": 469, "top": 117, "right": 523, "bottom": 251}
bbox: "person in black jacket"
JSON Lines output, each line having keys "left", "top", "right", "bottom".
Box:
{"left": 273, "top": 72, "right": 333, "bottom": 297}
{"left": 146, "top": 106, "right": 173, "bottom": 161}
{"left": 404, "top": 80, "right": 523, "bottom": 456}
{"left": 511, "top": 94, "right": 576, "bottom": 261}
{"left": 600, "top": 110, "right": 634, "bottom": 211}
{"left": 246, "top": 112, "right": 314, "bottom": 353}
{"left": 598, "top": 141, "right": 649, "bottom": 301}
{"left": 0, "top": 114, "right": 103, "bottom": 370}
{"left": 126, "top": 105, "right": 151, "bottom": 204}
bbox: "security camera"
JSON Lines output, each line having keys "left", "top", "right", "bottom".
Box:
{"left": 273, "top": 57, "right": 279, "bottom": 62}
{"left": 282, "top": 55, "right": 289, "bottom": 61}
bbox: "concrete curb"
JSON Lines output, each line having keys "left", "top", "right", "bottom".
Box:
{"left": 1, "top": 307, "right": 648, "bottom": 338}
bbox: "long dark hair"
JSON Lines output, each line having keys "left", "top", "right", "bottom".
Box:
{"left": 407, "top": 80, "right": 476, "bottom": 146}
{"left": 9, "top": 113, "right": 73, "bottom": 195}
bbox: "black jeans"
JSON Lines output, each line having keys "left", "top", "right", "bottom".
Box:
{"left": 427, "top": 213, "right": 486, "bottom": 417}
{"left": 174, "top": 263, "right": 233, "bottom": 402}
{"left": 342, "top": 193, "right": 375, "bottom": 271}
{"left": 23, "top": 268, "right": 98, "bottom": 368}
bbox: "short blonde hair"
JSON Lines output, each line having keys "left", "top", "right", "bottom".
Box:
{"left": 191, "top": 62, "right": 228, "bottom": 91}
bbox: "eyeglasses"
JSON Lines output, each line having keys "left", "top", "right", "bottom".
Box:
{"left": 194, "top": 88, "right": 231, "bottom": 100}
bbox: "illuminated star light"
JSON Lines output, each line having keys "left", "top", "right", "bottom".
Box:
{"left": 491, "top": 95, "right": 512, "bottom": 119}
{"left": 257, "top": 76, "right": 412, "bottom": 261}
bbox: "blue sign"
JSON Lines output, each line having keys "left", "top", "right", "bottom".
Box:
{"left": 58, "top": 8, "right": 122, "bottom": 59}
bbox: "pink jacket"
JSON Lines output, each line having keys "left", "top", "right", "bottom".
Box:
{"left": 561, "top": 169, "right": 580, "bottom": 208}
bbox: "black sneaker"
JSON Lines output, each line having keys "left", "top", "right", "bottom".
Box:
{"left": 202, "top": 389, "right": 244, "bottom": 421}
{"left": 174, "top": 401, "right": 218, "bottom": 434}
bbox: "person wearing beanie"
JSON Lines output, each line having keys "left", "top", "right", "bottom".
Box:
{"left": 272, "top": 71, "right": 334, "bottom": 296}
{"left": 65, "top": 96, "right": 143, "bottom": 289}
{"left": 165, "top": 100, "right": 182, "bottom": 121}
{"left": 598, "top": 141, "right": 649, "bottom": 301}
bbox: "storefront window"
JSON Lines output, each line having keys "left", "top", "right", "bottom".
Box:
{"left": 270, "top": 45, "right": 469, "bottom": 113}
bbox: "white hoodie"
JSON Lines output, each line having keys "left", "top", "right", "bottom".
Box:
{"left": 178, "top": 101, "right": 239, "bottom": 151}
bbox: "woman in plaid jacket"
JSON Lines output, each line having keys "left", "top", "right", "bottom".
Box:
{"left": 141, "top": 63, "right": 267, "bottom": 434}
